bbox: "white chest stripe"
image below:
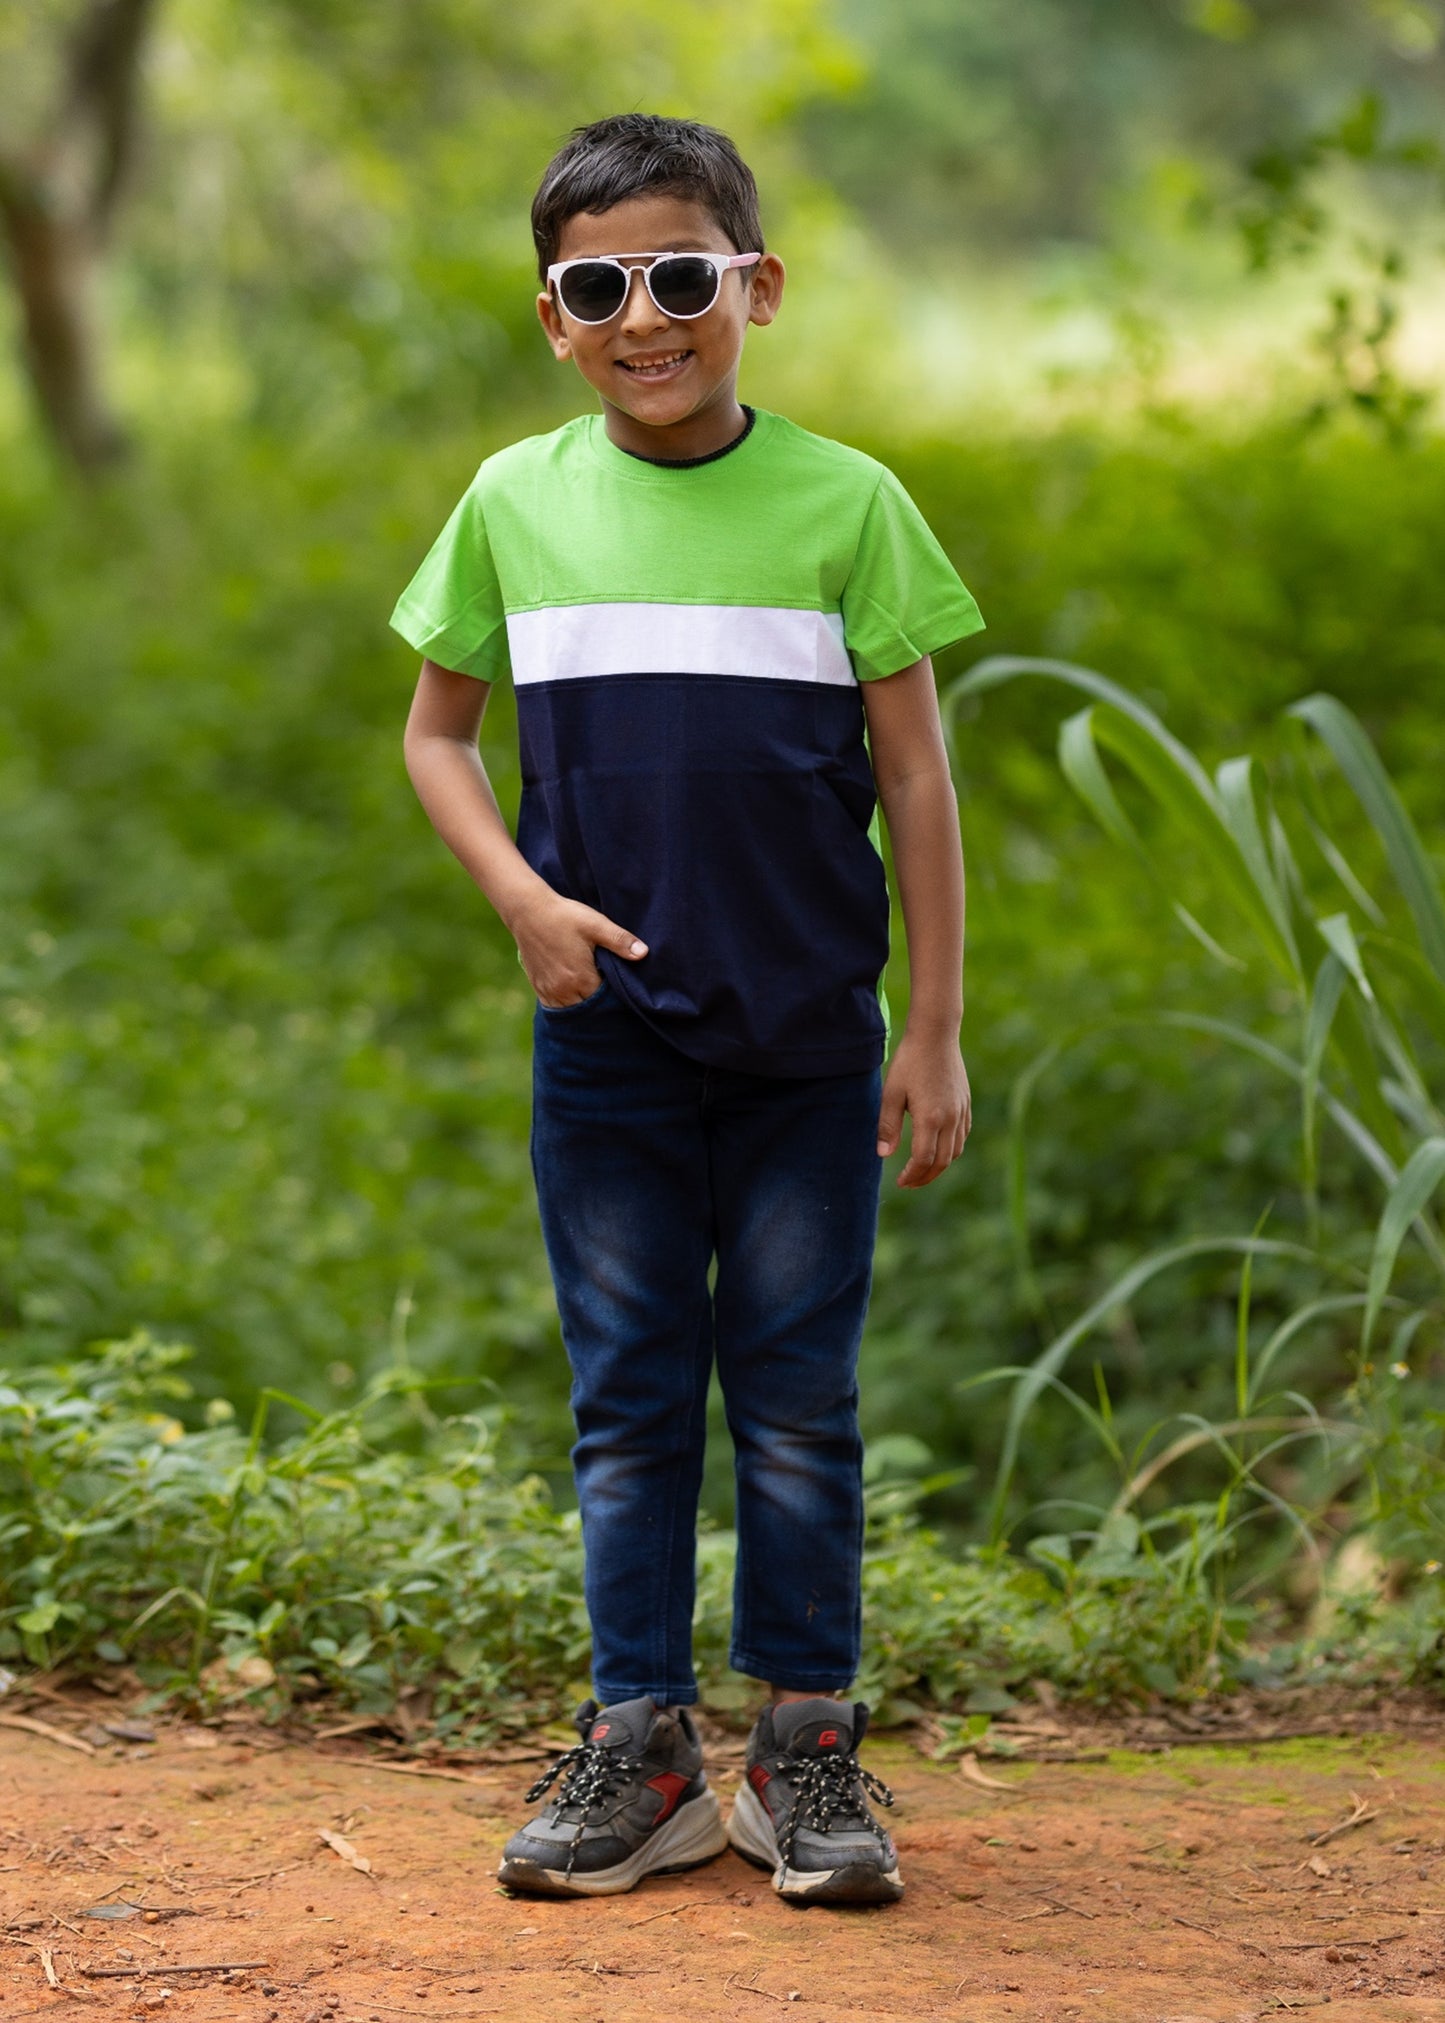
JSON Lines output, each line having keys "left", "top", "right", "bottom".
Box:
{"left": 505, "top": 603, "right": 855, "bottom": 688}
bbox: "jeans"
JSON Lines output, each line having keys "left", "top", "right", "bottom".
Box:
{"left": 530, "top": 978, "right": 882, "bottom": 1706}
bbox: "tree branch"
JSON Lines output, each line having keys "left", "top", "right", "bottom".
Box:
{"left": 59, "top": 0, "right": 157, "bottom": 235}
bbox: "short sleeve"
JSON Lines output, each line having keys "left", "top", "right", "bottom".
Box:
{"left": 389, "top": 482, "right": 510, "bottom": 682}
{"left": 840, "top": 468, "right": 984, "bottom": 682}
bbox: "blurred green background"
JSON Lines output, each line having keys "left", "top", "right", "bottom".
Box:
{"left": 3, "top": 0, "right": 1444, "bottom": 1551}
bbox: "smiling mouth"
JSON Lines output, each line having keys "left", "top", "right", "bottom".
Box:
{"left": 617, "top": 350, "right": 692, "bottom": 378}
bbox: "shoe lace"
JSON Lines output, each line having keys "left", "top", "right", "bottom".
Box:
{"left": 524, "top": 1741, "right": 647, "bottom": 1877}
{"left": 777, "top": 1750, "right": 894, "bottom": 1865}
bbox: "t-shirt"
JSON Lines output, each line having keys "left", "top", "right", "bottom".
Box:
{"left": 390, "top": 407, "right": 984, "bottom": 1078}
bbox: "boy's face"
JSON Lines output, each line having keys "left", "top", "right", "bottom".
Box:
{"left": 536, "top": 193, "right": 784, "bottom": 451}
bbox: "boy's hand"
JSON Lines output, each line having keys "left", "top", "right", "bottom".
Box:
{"left": 876, "top": 1030, "right": 971, "bottom": 1187}
{"left": 512, "top": 889, "right": 648, "bottom": 1008}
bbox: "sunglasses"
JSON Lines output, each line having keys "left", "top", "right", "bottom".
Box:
{"left": 546, "top": 250, "right": 762, "bottom": 325}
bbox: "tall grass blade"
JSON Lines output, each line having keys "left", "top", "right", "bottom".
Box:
{"left": 1302, "top": 950, "right": 1348, "bottom": 1215}
{"left": 951, "top": 654, "right": 1216, "bottom": 793}
{"left": 1250, "top": 1293, "right": 1369, "bottom": 1404}
{"left": 1362, "top": 1135, "right": 1445, "bottom": 1348}
{"left": 1289, "top": 693, "right": 1445, "bottom": 982}
{"left": 1110, "top": 1415, "right": 1355, "bottom": 1516}
{"left": 987, "top": 1234, "right": 1331, "bottom": 1538}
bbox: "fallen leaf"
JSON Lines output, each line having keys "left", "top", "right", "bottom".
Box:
{"left": 316, "top": 1827, "right": 372, "bottom": 1875}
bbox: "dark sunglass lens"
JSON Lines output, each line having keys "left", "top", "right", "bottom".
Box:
{"left": 558, "top": 263, "right": 627, "bottom": 321}
{"left": 650, "top": 256, "right": 719, "bottom": 318}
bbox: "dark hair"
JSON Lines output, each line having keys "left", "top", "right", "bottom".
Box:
{"left": 531, "top": 114, "right": 763, "bottom": 278}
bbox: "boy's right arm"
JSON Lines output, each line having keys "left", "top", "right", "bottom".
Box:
{"left": 403, "top": 659, "right": 647, "bottom": 1007}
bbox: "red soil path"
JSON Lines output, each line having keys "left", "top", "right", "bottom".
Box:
{"left": 3, "top": 1710, "right": 1445, "bottom": 2023}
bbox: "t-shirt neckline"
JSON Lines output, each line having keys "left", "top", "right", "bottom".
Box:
{"left": 587, "top": 406, "right": 773, "bottom": 482}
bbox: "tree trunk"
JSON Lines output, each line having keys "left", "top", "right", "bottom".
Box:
{"left": 0, "top": 172, "right": 126, "bottom": 470}
{"left": 0, "top": 0, "right": 156, "bottom": 472}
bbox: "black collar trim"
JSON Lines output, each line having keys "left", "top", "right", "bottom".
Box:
{"left": 615, "top": 406, "right": 756, "bottom": 470}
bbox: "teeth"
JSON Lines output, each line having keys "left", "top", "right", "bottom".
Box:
{"left": 623, "top": 352, "right": 689, "bottom": 372}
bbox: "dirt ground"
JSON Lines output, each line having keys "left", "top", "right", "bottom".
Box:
{"left": 3, "top": 1699, "right": 1445, "bottom": 2023}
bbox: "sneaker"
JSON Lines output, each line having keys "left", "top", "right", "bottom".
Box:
{"left": 728, "top": 1697, "right": 903, "bottom": 1905}
{"left": 497, "top": 1696, "right": 727, "bottom": 1897}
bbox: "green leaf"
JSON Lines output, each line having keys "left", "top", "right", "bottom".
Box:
{"left": 1215, "top": 755, "right": 1300, "bottom": 974}
{"left": 1289, "top": 693, "right": 1445, "bottom": 982}
{"left": 1363, "top": 1136, "right": 1445, "bottom": 1348}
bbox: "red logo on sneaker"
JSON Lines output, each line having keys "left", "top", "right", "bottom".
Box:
{"left": 646, "top": 1771, "right": 690, "bottom": 1823}
{"left": 748, "top": 1764, "right": 772, "bottom": 1795}
{"left": 592, "top": 1723, "right": 611, "bottom": 1739}
{"left": 818, "top": 1729, "right": 839, "bottom": 1749}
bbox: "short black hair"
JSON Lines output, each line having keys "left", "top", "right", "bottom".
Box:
{"left": 531, "top": 114, "right": 763, "bottom": 279}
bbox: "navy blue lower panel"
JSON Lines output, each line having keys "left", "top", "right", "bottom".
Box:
{"left": 515, "top": 673, "right": 889, "bottom": 1077}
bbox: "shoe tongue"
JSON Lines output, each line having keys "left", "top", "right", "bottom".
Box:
{"left": 772, "top": 1698, "right": 855, "bottom": 1758}
{"left": 583, "top": 1696, "right": 658, "bottom": 1753}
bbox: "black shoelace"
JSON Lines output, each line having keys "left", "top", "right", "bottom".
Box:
{"left": 525, "top": 1740, "right": 645, "bottom": 1876}
{"left": 777, "top": 1750, "right": 895, "bottom": 1864}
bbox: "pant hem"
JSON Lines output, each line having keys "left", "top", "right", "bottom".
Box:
{"left": 594, "top": 1684, "right": 699, "bottom": 1708}
{"left": 729, "top": 1650, "right": 855, "bottom": 1693}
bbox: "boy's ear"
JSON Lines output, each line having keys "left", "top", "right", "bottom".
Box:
{"left": 746, "top": 252, "right": 785, "bottom": 331}
{"left": 536, "top": 288, "right": 573, "bottom": 361}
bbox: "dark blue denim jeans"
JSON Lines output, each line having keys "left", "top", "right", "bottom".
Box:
{"left": 531, "top": 979, "right": 882, "bottom": 1706}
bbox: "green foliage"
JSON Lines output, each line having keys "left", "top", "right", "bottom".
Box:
{"left": 0, "top": 1333, "right": 590, "bottom": 1728}
{"left": 4, "top": 411, "right": 1445, "bottom": 1532}
{"left": 946, "top": 655, "right": 1445, "bottom": 1618}
{"left": 0, "top": 1334, "right": 1349, "bottom": 1718}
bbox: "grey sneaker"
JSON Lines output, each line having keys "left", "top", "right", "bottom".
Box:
{"left": 728, "top": 1698, "right": 903, "bottom": 1905}
{"left": 497, "top": 1697, "right": 726, "bottom": 1897}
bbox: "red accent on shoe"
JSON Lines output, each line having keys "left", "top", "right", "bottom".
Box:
{"left": 817, "top": 1728, "right": 839, "bottom": 1748}
{"left": 592, "top": 1723, "right": 611, "bottom": 1739}
{"left": 748, "top": 1763, "right": 771, "bottom": 1795}
{"left": 645, "top": 1771, "right": 690, "bottom": 1823}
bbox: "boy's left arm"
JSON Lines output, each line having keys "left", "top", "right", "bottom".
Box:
{"left": 861, "top": 656, "right": 971, "bottom": 1188}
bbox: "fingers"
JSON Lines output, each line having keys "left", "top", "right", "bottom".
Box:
{"left": 876, "top": 1073, "right": 906, "bottom": 1160}
{"left": 897, "top": 1111, "right": 950, "bottom": 1189}
{"left": 890, "top": 1091, "right": 972, "bottom": 1187}
{"left": 586, "top": 908, "right": 648, "bottom": 960}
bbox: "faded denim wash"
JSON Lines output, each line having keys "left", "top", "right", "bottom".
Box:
{"left": 531, "top": 976, "right": 882, "bottom": 1705}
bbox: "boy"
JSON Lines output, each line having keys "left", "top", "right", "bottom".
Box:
{"left": 394, "top": 114, "right": 982, "bottom": 1906}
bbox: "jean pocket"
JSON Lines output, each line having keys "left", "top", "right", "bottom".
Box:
{"left": 537, "top": 977, "right": 609, "bottom": 1015}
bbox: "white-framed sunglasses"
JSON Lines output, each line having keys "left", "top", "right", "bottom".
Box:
{"left": 546, "top": 250, "right": 762, "bottom": 325}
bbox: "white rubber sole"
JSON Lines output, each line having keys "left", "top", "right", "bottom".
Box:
{"left": 728, "top": 1780, "right": 904, "bottom": 1905}
{"left": 497, "top": 1788, "right": 727, "bottom": 1898}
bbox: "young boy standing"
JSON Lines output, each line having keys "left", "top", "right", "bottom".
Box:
{"left": 395, "top": 114, "right": 982, "bottom": 1907}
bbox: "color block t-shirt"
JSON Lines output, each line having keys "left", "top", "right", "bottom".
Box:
{"left": 390, "top": 408, "right": 984, "bottom": 1077}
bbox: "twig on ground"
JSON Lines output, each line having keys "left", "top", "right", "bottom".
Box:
{"left": 629, "top": 1895, "right": 732, "bottom": 1927}
{"left": 1040, "top": 1896, "right": 1095, "bottom": 1920}
{"left": 0, "top": 1713, "right": 95, "bottom": 1755}
{"left": 722, "top": 1972, "right": 800, "bottom": 2003}
{"left": 1309, "top": 1794, "right": 1380, "bottom": 1846}
{"left": 83, "top": 1960, "right": 269, "bottom": 1978}
{"left": 38, "top": 1948, "right": 59, "bottom": 1988}
{"left": 330, "top": 1759, "right": 494, "bottom": 1787}
{"left": 1278, "top": 1934, "right": 1405, "bottom": 1951}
